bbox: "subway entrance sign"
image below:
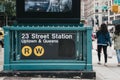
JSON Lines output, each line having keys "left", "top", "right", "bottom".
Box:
{"left": 3, "top": 25, "right": 94, "bottom": 77}
{"left": 3, "top": 26, "right": 93, "bottom": 70}
{"left": 3, "top": 25, "right": 96, "bottom": 79}
{"left": 20, "top": 32, "right": 76, "bottom": 59}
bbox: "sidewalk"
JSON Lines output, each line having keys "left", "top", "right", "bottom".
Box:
{"left": 92, "top": 39, "right": 120, "bottom": 80}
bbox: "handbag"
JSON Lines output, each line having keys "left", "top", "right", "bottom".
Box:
{"left": 107, "top": 46, "right": 115, "bottom": 58}
{"left": 107, "top": 46, "right": 113, "bottom": 58}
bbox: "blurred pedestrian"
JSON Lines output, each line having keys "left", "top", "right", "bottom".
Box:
{"left": 96, "top": 23, "right": 112, "bottom": 66}
{"left": 113, "top": 24, "right": 120, "bottom": 66}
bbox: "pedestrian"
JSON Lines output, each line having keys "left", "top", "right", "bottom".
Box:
{"left": 96, "top": 23, "right": 112, "bottom": 66}
{"left": 113, "top": 24, "right": 120, "bottom": 66}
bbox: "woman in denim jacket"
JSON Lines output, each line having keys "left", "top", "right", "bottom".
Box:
{"left": 96, "top": 23, "right": 112, "bottom": 66}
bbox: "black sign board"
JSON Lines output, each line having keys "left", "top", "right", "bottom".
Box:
{"left": 16, "top": 0, "right": 80, "bottom": 23}
{"left": 20, "top": 32, "right": 76, "bottom": 59}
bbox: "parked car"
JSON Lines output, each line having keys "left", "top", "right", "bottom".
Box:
{"left": 0, "top": 28, "right": 4, "bottom": 47}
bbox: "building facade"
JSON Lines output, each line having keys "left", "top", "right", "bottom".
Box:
{"left": 83, "top": 0, "right": 120, "bottom": 28}
{"left": 108, "top": 0, "right": 120, "bottom": 24}
{"left": 84, "top": 0, "right": 95, "bottom": 27}
{"left": 81, "top": 0, "right": 85, "bottom": 20}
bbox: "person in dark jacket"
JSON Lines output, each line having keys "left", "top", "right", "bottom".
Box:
{"left": 96, "top": 23, "right": 112, "bottom": 66}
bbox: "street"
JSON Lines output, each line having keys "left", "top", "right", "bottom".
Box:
{"left": 0, "top": 39, "right": 120, "bottom": 80}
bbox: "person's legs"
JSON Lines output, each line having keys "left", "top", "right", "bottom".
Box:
{"left": 97, "top": 45, "right": 102, "bottom": 64}
{"left": 116, "top": 49, "right": 120, "bottom": 65}
{"left": 103, "top": 46, "right": 107, "bottom": 65}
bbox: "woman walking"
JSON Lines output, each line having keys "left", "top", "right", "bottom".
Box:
{"left": 113, "top": 24, "right": 120, "bottom": 66}
{"left": 96, "top": 23, "right": 112, "bottom": 66}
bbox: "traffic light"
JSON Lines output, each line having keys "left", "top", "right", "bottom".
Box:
{"left": 111, "top": 4, "right": 119, "bottom": 13}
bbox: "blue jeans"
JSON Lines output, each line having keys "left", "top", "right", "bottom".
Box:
{"left": 116, "top": 50, "right": 120, "bottom": 63}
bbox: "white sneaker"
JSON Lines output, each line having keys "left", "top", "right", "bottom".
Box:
{"left": 97, "top": 61, "right": 101, "bottom": 65}
{"left": 118, "top": 63, "right": 120, "bottom": 66}
{"left": 104, "top": 63, "right": 107, "bottom": 66}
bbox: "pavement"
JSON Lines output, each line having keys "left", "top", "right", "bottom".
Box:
{"left": 92, "top": 40, "right": 120, "bottom": 80}
{"left": 0, "top": 39, "right": 120, "bottom": 80}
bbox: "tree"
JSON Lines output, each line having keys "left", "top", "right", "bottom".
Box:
{"left": 4, "top": 0, "right": 16, "bottom": 17}
{"left": 1, "top": 0, "right": 16, "bottom": 25}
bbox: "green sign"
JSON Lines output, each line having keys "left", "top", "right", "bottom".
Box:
{"left": 113, "top": 0, "right": 120, "bottom": 5}
{"left": 102, "top": 6, "right": 108, "bottom": 10}
{"left": 118, "top": 0, "right": 120, "bottom": 5}
{"left": 114, "top": 0, "right": 118, "bottom": 4}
